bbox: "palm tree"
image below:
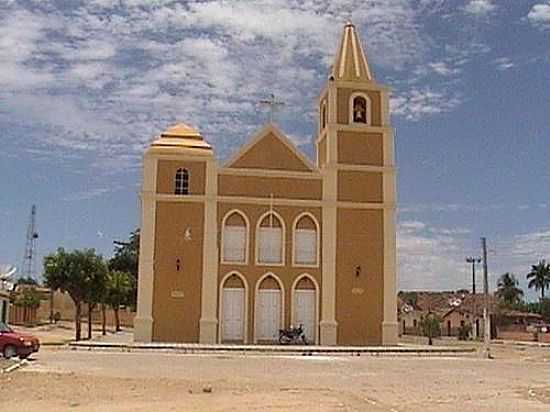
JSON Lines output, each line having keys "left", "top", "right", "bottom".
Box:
{"left": 496, "top": 273, "right": 524, "bottom": 306}
{"left": 527, "top": 260, "right": 550, "bottom": 301}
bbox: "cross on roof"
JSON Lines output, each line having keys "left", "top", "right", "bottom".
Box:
{"left": 258, "top": 93, "right": 285, "bottom": 123}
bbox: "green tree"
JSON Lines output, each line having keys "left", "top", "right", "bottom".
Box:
{"left": 105, "top": 271, "right": 132, "bottom": 332}
{"left": 527, "top": 260, "right": 550, "bottom": 301}
{"left": 420, "top": 313, "right": 441, "bottom": 346}
{"left": 16, "top": 277, "right": 39, "bottom": 286}
{"left": 540, "top": 298, "right": 550, "bottom": 323}
{"left": 84, "top": 262, "right": 108, "bottom": 340}
{"left": 43, "top": 248, "right": 106, "bottom": 341}
{"left": 108, "top": 230, "right": 139, "bottom": 309}
{"left": 496, "top": 273, "right": 524, "bottom": 307}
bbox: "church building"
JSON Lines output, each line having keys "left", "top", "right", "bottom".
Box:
{"left": 134, "top": 22, "right": 398, "bottom": 346}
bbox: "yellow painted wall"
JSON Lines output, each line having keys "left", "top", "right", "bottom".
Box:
{"left": 335, "top": 208, "right": 384, "bottom": 345}
{"left": 230, "top": 133, "right": 312, "bottom": 172}
{"left": 156, "top": 160, "right": 206, "bottom": 195}
{"left": 152, "top": 202, "right": 205, "bottom": 342}
{"left": 337, "top": 171, "right": 383, "bottom": 203}
{"left": 217, "top": 203, "right": 322, "bottom": 343}
{"left": 218, "top": 175, "right": 322, "bottom": 200}
{"left": 336, "top": 88, "right": 382, "bottom": 126}
{"left": 337, "top": 131, "right": 383, "bottom": 166}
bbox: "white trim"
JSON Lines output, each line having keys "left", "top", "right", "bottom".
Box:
{"left": 290, "top": 274, "right": 320, "bottom": 345}
{"left": 154, "top": 194, "right": 392, "bottom": 209}
{"left": 220, "top": 209, "right": 250, "bottom": 266}
{"left": 255, "top": 210, "right": 286, "bottom": 267}
{"left": 291, "top": 212, "right": 320, "bottom": 268}
{"left": 349, "top": 92, "right": 372, "bottom": 126}
{"left": 218, "top": 167, "right": 322, "bottom": 180}
{"left": 218, "top": 271, "right": 249, "bottom": 344}
{"left": 254, "top": 272, "right": 285, "bottom": 343}
{"left": 350, "top": 26, "right": 361, "bottom": 78}
{"left": 223, "top": 123, "right": 316, "bottom": 172}
{"left": 320, "top": 100, "right": 327, "bottom": 132}
{"left": 338, "top": 26, "right": 350, "bottom": 78}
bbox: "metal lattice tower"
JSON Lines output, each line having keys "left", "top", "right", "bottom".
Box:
{"left": 22, "top": 205, "right": 39, "bottom": 280}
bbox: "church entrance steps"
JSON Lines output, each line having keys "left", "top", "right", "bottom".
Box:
{"left": 68, "top": 341, "right": 475, "bottom": 357}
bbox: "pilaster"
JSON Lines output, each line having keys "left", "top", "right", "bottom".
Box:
{"left": 320, "top": 86, "right": 339, "bottom": 345}
{"left": 199, "top": 158, "right": 219, "bottom": 343}
{"left": 382, "top": 128, "right": 398, "bottom": 345}
{"left": 134, "top": 156, "right": 158, "bottom": 342}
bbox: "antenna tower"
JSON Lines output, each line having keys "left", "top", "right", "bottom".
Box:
{"left": 22, "top": 205, "right": 39, "bottom": 280}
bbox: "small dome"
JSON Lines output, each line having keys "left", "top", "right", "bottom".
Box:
{"left": 161, "top": 123, "right": 201, "bottom": 138}
{"left": 150, "top": 123, "right": 213, "bottom": 152}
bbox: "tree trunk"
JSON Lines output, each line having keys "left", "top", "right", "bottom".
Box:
{"left": 87, "top": 303, "right": 93, "bottom": 340}
{"left": 542, "top": 286, "right": 545, "bottom": 301}
{"left": 114, "top": 307, "right": 120, "bottom": 332}
{"left": 49, "top": 288, "right": 54, "bottom": 324}
{"left": 75, "top": 302, "right": 82, "bottom": 341}
{"left": 101, "top": 304, "right": 106, "bottom": 336}
{"left": 428, "top": 336, "right": 433, "bottom": 346}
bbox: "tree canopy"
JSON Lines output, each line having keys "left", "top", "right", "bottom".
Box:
{"left": 527, "top": 260, "right": 550, "bottom": 301}
{"left": 43, "top": 248, "right": 107, "bottom": 340}
{"left": 496, "top": 273, "right": 524, "bottom": 307}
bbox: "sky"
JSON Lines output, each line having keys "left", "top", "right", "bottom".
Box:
{"left": 1, "top": 0, "right": 549, "bottom": 300}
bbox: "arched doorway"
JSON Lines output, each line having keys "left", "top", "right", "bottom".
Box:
{"left": 255, "top": 273, "right": 284, "bottom": 343}
{"left": 292, "top": 275, "right": 318, "bottom": 344}
{"left": 220, "top": 273, "right": 247, "bottom": 343}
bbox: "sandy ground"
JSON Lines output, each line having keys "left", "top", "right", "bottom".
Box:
{"left": 1, "top": 344, "right": 550, "bottom": 412}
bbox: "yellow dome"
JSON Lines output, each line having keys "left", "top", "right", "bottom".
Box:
{"left": 151, "top": 123, "right": 212, "bottom": 151}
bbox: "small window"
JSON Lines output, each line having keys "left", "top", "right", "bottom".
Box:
{"left": 175, "top": 168, "right": 189, "bottom": 195}
{"left": 352, "top": 96, "right": 367, "bottom": 123}
{"left": 257, "top": 213, "right": 283, "bottom": 264}
{"left": 321, "top": 102, "right": 327, "bottom": 130}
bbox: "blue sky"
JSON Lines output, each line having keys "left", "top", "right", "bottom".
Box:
{"left": 1, "top": 0, "right": 549, "bottom": 300}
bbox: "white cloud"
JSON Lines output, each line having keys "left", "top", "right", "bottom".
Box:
{"left": 494, "top": 57, "right": 515, "bottom": 71}
{"left": 391, "top": 88, "right": 462, "bottom": 121}
{"left": 397, "top": 218, "right": 550, "bottom": 300}
{"left": 0, "top": 0, "right": 486, "bottom": 173}
{"left": 428, "top": 61, "right": 461, "bottom": 76}
{"left": 463, "top": 0, "right": 496, "bottom": 16}
{"left": 527, "top": 4, "right": 550, "bottom": 28}
{"left": 398, "top": 220, "right": 471, "bottom": 291}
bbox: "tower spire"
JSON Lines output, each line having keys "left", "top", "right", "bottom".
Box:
{"left": 331, "top": 22, "right": 373, "bottom": 82}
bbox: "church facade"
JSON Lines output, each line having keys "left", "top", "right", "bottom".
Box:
{"left": 134, "top": 22, "right": 398, "bottom": 346}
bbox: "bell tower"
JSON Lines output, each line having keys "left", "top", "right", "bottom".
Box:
{"left": 316, "top": 22, "right": 397, "bottom": 345}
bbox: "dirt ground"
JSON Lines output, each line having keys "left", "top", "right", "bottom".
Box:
{"left": 1, "top": 343, "right": 550, "bottom": 412}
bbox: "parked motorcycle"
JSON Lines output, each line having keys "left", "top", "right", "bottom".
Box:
{"left": 278, "top": 324, "right": 308, "bottom": 345}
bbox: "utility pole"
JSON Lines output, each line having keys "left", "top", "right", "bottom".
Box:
{"left": 481, "top": 237, "right": 491, "bottom": 358}
{"left": 466, "top": 256, "right": 481, "bottom": 338}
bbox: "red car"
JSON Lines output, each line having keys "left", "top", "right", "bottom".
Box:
{"left": 0, "top": 321, "right": 40, "bottom": 359}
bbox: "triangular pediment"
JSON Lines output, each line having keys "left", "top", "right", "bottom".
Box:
{"left": 224, "top": 124, "right": 315, "bottom": 172}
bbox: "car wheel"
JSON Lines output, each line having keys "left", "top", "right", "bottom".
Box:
{"left": 19, "top": 354, "right": 30, "bottom": 360}
{"left": 3, "top": 345, "right": 17, "bottom": 359}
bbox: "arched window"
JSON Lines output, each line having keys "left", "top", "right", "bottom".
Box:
{"left": 352, "top": 96, "right": 367, "bottom": 124}
{"left": 257, "top": 212, "right": 284, "bottom": 265}
{"left": 293, "top": 213, "right": 319, "bottom": 266}
{"left": 320, "top": 101, "right": 327, "bottom": 130}
{"left": 174, "top": 168, "right": 189, "bottom": 195}
{"left": 222, "top": 211, "right": 248, "bottom": 264}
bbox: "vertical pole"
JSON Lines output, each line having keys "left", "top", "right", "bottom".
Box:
{"left": 481, "top": 237, "right": 491, "bottom": 358}
{"left": 471, "top": 260, "right": 477, "bottom": 339}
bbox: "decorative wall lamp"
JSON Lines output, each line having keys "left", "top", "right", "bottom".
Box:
{"left": 176, "top": 258, "right": 181, "bottom": 272}
{"left": 355, "top": 265, "right": 362, "bottom": 277}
